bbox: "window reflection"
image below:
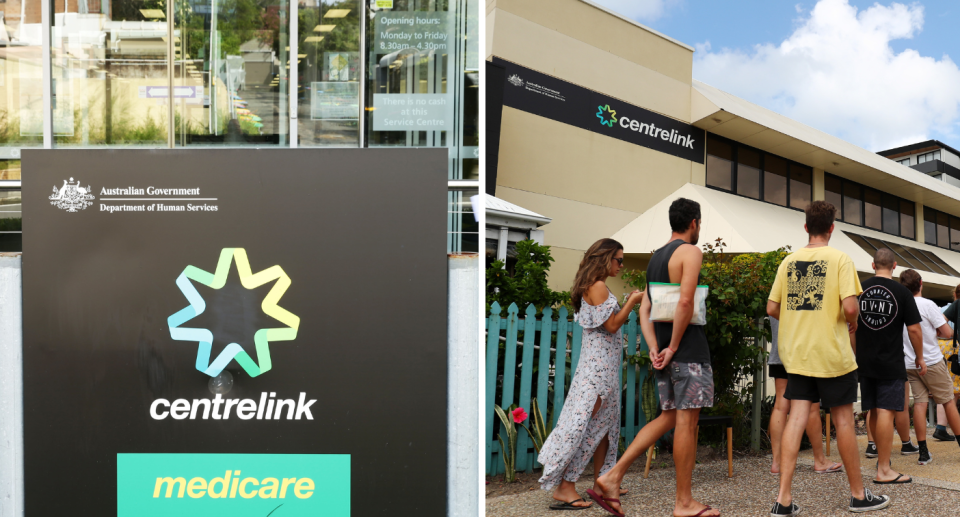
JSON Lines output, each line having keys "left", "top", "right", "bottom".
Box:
{"left": 881, "top": 194, "right": 899, "bottom": 236}
{"left": 925, "top": 208, "right": 937, "bottom": 246}
{"left": 900, "top": 200, "right": 915, "bottom": 240}
{"left": 789, "top": 164, "right": 811, "bottom": 209}
{"left": 842, "top": 182, "right": 862, "bottom": 226}
{"left": 937, "top": 211, "right": 949, "bottom": 249}
{"left": 825, "top": 174, "right": 842, "bottom": 216}
{"left": 52, "top": 0, "right": 171, "bottom": 146}
{"left": 736, "top": 146, "right": 760, "bottom": 199}
{"left": 763, "top": 154, "right": 787, "bottom": 207}
{"left": 864, "top": 188, "right": 881, "bottom": 230}
{"left": 706, "top": 135, "right": 732, "bottom": 191}
{"left": 176, "top": 0, "right": 290, "bottom": 146}
{"left": 297, "top": 0, "right": 361, "bottom": 147}
{"left": 0, "top": 0, "right": 44, "bottom": 152}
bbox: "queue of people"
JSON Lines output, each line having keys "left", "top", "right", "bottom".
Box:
{"left": 535, "top": 198, "right": 960, "bottom": 516}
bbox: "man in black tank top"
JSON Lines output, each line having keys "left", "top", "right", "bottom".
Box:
{"left": 592, "top": 198, "right": 718, "bottom": 517}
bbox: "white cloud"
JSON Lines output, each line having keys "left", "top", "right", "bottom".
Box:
{"left": 590, "top": 0, "right": 681, "bottom": 23}
{"left": 693, "top": 0, "right": 960, "bottom": 151}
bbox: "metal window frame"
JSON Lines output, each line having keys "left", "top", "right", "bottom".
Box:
{"left": 826, "top": 172, "right": 918, "bottom": 241}
{"left": 705, "top": 132, "right": 810, "bottom": 213}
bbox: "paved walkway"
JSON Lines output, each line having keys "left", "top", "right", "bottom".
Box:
{"left": 487, "top": 454, "right": 960, "bottom": 517}
{"left": 798, "top": 428, "right": 960, "bottom": 489}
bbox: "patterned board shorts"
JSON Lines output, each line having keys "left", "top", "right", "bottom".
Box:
{"left": 655, "top": 362, "right": 715, "bottom": 411}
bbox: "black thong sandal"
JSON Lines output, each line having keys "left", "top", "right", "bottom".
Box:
{"left": 549, "top": 498, "right": 591, "bottom": 511}
{"left": 873, "top": 473, "right": 912, "bottom": 484}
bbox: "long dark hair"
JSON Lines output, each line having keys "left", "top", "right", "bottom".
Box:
{"left": 571, "top": 238, "right": 623, "bottom": 313}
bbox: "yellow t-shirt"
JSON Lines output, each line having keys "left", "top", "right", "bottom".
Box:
{"left": 769, "top": 245, "right": 862, "bottom": 378}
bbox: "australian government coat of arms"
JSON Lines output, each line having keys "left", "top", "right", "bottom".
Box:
{"left": 50, "top": 178, "right": 95, "bottom": 212}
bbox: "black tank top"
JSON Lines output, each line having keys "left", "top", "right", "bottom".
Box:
{"left": 646, "top": 239, "right": 711, "bottom": 365}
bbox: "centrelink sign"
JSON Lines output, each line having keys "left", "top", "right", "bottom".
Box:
{"left": 22, "top": 149, "right": 449, "bottom": 517}
{"left": 496, "top": 57, "right": 705, "bottom": 163}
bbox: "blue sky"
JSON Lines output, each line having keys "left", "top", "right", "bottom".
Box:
{"left": 593, "top": 0, "right": 960, "bottom": 151}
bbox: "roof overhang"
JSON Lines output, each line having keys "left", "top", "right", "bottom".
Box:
{"left": 612, "top": 183, "right": 960, "bottom": 296}
{"left": 691, "top": 80, "right": 960, "bottom": 221}
{"left": 484, "top": 193, "right": 552, "bottom": 230}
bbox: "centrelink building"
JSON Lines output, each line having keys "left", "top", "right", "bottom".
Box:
{"left": 487, "top": 0, "right": 960, "bottom": 301}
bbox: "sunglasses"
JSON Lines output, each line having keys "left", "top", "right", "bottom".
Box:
{"left": 613, "top": 257, "right": 624, "bottom": 266}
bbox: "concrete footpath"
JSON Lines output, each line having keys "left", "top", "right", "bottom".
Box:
{"left": 487, "top": 454, "right": 960, "bottom": 517}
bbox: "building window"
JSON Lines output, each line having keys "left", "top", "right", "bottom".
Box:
{"left": 826, "top": 173, "right": 915, "bottom": 240}
{"left": 917, "top": 150, "right": 941, "bottom": 164}
{"left": 897, "top": 158, "right": 911, "bottom": 166}
{"left": 706, "top": 136, "right": 734, "bottom": 191}
{"left": 924, "top": 206, "right": 960, "bottom": 251}
{"left": 706, "top": 133, "right": 812, "bottom": 211}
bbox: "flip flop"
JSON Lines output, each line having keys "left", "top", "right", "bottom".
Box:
{"left": 549, "top": 498, "right": 591, "bottom": 511}
{"left": 814, "top": 462, "right": 843, "bottom": 473}
{"left": 691, "top": 506, "right": 719, "bottom": 517}
{"left": 586, "top": 489, "right": 625, "bottom": 517}
{"left": 873, "top": 473, "right": 911, "bottom": 484}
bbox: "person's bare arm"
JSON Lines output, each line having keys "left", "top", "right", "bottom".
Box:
{"left": 906, "top": 323, "right": 927, "bottom": 375}
{"left": 936, "top": 313, "right": 953, "bottom": 339}
{"left": 766, "top": 300, "right": 780, "bottom": 321}
{"left": 638, "top": 290, "right": 659, "bottom": 362}
{"left": 657, "top": 245, "right": 703, "bottom": 369}
{"left": 842, "top": 295, "right": 858, "bottom": 334}
{"left": 585, "top": 281, "right": 642, "bottom": 334}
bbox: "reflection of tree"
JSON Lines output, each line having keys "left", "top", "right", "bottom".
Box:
{"left": 296, "top": 1, "right": 361, "bottom": 80}
{"left": 112, "top": 0, "right": 168, "bottom": 22}
{"left": 181, "top": 0, "right": 274, "bottom": 62}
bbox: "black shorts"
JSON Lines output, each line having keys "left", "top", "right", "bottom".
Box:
{"left": 784, "top": 370, "right": 858, "bottom": 409}
{"left": 860, "top": 376, "right": 905, "bottom": 412}
{"left": 769, "top": 364, "right": 788, "bottom": 379}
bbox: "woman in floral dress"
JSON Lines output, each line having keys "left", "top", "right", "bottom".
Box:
{"left": 538, "top": 238, "right": 643, "bottom": 510}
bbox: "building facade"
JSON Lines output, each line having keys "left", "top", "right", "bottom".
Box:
{"left": 487, "top": 0, "right": 960, "bottom": 302}
{"left": 0, "top": 0, "right": 479, "bottom": 254}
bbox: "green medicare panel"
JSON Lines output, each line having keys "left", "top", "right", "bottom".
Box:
{"left": 117, "top": 454, "right": 350, "bottom": 516}
{"left": 21, "top": 149, "right": 447, "bottom": 516}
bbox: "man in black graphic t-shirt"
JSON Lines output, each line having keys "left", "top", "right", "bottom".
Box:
{"left": 854, "top": 248, "right": 924, "bottom": 485}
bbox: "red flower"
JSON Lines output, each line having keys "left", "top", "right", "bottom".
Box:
{"left": 512, "top": 407, "right": 528, "bottom": 424}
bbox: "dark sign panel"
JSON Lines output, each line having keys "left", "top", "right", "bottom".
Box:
{"left": 494, "top": 57, "right": 705, "bottom": 163}
{"left": 22, "top": 149, "right": 448, "bottom": 516}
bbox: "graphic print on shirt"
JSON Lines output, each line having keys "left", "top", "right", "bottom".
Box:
{"left": 859, "top": 284, "right": 899, "bottom": 330}
{"left": 786, "top": 260, "right": 827, "bottom": 311}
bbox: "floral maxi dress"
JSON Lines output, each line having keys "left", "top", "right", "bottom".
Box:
{"left": 538, "top": 291, "right": 622, "bottom": 490}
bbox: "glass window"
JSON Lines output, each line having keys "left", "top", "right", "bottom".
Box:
{"left": 863, "top": 188, "right": 882, "bottom": 230}
{"left": 881, "top": 194, "right": 899, "bottom": 236}
{"left": 937, "top": 211, "right": 950, "bottom": 249}
{"left": 736, "top": 146, "right": 760, "bottom": 199}
{"left": 951, "top": 217, "right": 960, "bottom": 252}
{"left": 763, "top": 154, "right": 787, "bottom": 206}
{"left": 925, "top": 207, "right": 938, "bottom": 246}
{"left": 0, "top": 187, "right": 20, "bottom": 252}
{"left": 900, "top": 199, "right": 915, "bottom": 239}
{"left": 842, "top": 182, "right": 862, "bottom": 226}
{"left": 366, "top": 1, "right": 456, "bottom": 172}
{"left": 51, "top": 0, "right": 171, "bottom": 146}
{"left": 705, "top": 135, "right": 733, "bottom": 191}
{"left": 449, "top": 189, "right": 478, "bottom": 253}
{"left": 173, "top": 0, "right": 290, "bottom": 146}
{"left": 898, "top": 158, "right": 910, "bottom": 165}
{"left": 1, "top": 0, "right": 44, "bottom": 153}
{"left": 825, "top": 174, "right": 842, "bottom": 216}
{"left": 297, "top": 1, "right": 362, "bottom": 147}
{"left": 788, "top": 164, "right": 812, "bottom": 209}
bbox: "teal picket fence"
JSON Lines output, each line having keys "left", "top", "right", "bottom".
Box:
{"left": 485, "top": 302, "right": 655, "bottom": 476}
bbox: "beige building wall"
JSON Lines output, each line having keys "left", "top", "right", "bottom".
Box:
{"left": 489, "top": 0, "right": 701, "bottom": 294}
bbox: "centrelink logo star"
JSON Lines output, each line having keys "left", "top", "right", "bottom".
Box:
{"left": 596, "top": 105, "right": 617, "bottom": 127}
{"left": 167, "top": 248, "right": 300, "bottom": 378}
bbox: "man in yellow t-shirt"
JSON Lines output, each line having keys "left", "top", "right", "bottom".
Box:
{"left": 766, "top": 201, "right": 890, "bottom": 516}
